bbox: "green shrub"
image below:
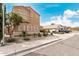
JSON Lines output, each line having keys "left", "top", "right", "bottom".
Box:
{"left": 6, "top": 38, "right": 16, "bottom": 43}
{"left": 42, "top": 31, "right": 48, "bottom": 36}
{"left": 43, "top": 34, "right": 48, "bottom": 36}
{"left": 38, "top": 33, "right": 41, "bottom": 37}
{"left": 22, "top": 31, "right": 26, "bottom": 37}
{"left": 23, "top": 37, "right": 30, "bottom": 41}
{"left": 27, "top": 34, "right": 31, "bottom": 36}
{"left": 33, "top": 33, "right": 37, "bottom": 37}
{"left": 43, "top": 32, "right": 48, "bottom": 36}
{"left": 51, "top": 32, "right": 53, "bottom": 35}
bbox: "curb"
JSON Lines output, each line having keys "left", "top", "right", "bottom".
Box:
{"left": 6, "top": 38, "right": 62, "bottom": 56}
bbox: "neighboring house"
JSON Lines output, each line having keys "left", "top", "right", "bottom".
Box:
{"left": 42, "top": 23, "right": 68, "bottom": 33}
{"left": 11, "top": 6, "right": 40, "bottom": 35}
{"left": 40, "top": 26, "right": 44, "bottom": 31}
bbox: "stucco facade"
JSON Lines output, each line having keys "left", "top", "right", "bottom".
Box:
{"left": 42, "top": 24, "right": 68, "bottom": 33}
{"left": 12, "top": 6, "right": 40, "bottom": 34}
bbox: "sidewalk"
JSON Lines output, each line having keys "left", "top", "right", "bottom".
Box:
{"left": 0, "top": 33, "right": 76, "bottom": 56}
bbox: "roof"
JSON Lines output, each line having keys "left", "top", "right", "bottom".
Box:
{"left": 27, "top": 7, "right": 40, "bottom": 16}
{"left": 13, "top": 6, "right": 40, "bottom": 16}
{"left": 43, "top": 24, "right": 64, "bottom": 29}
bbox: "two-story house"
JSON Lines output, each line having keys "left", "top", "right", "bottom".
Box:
{"left": 12, "top": 6, "right": 40, "bottom": 35}
{"left": 42, "top": 23, "right": 68, "bottom": 33}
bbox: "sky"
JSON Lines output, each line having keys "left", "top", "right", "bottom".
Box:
{"left": 6, "top": 3, "right": 79, "bottom": 27}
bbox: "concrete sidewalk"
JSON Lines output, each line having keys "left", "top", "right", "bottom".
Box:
{"left": 0, "top": 33, "right": 76, "bottom": 56}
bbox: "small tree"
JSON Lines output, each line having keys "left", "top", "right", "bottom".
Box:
{"left": 6, "top": 13, "right": 23, "bottom": 39}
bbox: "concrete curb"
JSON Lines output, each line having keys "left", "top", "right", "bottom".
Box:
{"left": 6, "top": 38, "right": 62, "bottom": 56}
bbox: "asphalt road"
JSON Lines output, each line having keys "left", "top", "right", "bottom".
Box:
{"left": 25, "top": 34, "right": 79, "bottom": 56}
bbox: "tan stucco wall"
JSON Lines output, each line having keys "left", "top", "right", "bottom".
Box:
{"left": 12, "top": 6, "right": 40, "bottom": 34}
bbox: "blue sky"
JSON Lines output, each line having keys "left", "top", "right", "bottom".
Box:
{"left": 6, "top": 3, "right": 79, "bottom": 27}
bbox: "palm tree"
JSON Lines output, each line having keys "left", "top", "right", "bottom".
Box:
{"left": 11, "top": 13, "right": 22, "bottom": 29}
{"left": 6, "top": 12, "right": 23, "bottom": 38}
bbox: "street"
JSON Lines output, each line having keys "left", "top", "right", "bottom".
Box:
{"left": 25, "top": 34, "right": 79, "bottom": 56}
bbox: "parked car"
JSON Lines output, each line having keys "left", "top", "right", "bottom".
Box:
{"left": 63, "top": 30, "right": 71, "bottom": 33}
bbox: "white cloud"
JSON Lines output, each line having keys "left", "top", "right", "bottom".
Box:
{"left": 51, "top": 16, "right": 72, "bottom": 26}
{"left": 41, "top": 9, "right": 79, "bottom": 27}
{"left": 64, "top": 9, "right": 79, "bottom": 18}
{"left": 64, "top": 9, "right": 77, "bottom": 18}
{"left": 41, "top": 21, "right": 53, "bottom": 26}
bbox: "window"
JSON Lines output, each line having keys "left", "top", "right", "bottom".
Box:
{"left": 26, "top": 25, "right": 29, "bottom": 31}
{"left": 36, "top": 26, "right": 39, "bottom": 32}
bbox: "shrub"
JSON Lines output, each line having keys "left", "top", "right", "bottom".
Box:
{"left": 43, "top": 32, "right": 48, "bottom": 36}
{"left": 27, "top": 34, "right": 31, "bottom": 36}
{"left": 23, "top": 37, "right": 30, "bottom": 41}
{"left": 51, "top": 31, "right": 53, "bottom": 35}
{"left": 6, "top": 38, "right": 16, "bottom": 43}
{"left": 53, "top": 31, "right": 56, "bottom": 33}
{"left": 22, "top": 31, "right": 26, "bottom": 37}
{"left": 33, "top": 33, "right": 37, "bottom": 37}
{"left": 43, "top": 33, "right": 48, "bottom": 36}
{"left": 38, "top": 33, "right": 41, "bottom": 37}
